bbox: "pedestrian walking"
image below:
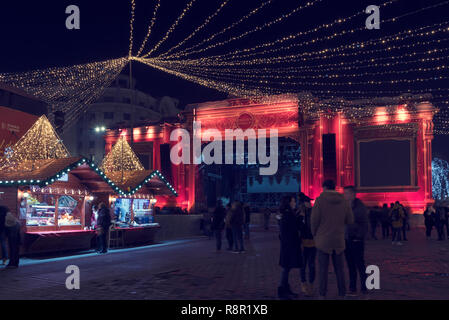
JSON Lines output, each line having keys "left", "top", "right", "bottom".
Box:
{"left": 224, "top": 203, "right": 234, "bottom": 250}
{"left": 400, "top": 203, "right": 409, "bottom": 241}
{"left": 380, "top": 204, "right": 391, "bottom": 239}
{"left": 311, "top": 180, "right": 354, "bottom": 299}
{"left": 369, "top": 208, "right": 378, "bottom": 240}
{"left": 436, "top": 204, "right": 448, "bottom": 240}
{"left": 343, "top": 186, "right": 369, "bottom": 296}
{"left": 390, "top": 202, "right": 404, "bottom": 245}
{"left": 442, "top": 203, "right": 449, "bottom": 239}
{"left": 96, "top": 202, "right": 111, "bottom": 254}
{"left": 298, "top": 192, "right": 316, "bottom": 297}
{"left": 243, "top": 203, "right": 251, "bottom": 240}
{"left": 0, "top": 206, "right": 21, "bottom": 269}
{"left": 278, "top": 195, "right": 304, "bottom": 300}
{"left": 0, "top": 207, "right": 7, "bottom": 265}
{"left": 423, "top": 205, "right": 436, "bottom": 240}
{"left": 230, "top": 201, "right": 245, "bottom": 253}
{"left": 263, "top": 207, "right": 271, "bottom": 230}
{"left": 0, "top": 206, "right": 8, "bottom": 266}
{"left": 211, "top": 200, "right": 226, "bottom": 251}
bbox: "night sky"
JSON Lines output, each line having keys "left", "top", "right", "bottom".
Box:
{"left": 0, "top": 0, "right": 448, "bottom": 158}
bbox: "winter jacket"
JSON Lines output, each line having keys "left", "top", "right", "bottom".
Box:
{"left": 299, "top": 204, "right": 315, "bottom": 247}
{"left": 311, "top": 190, "right": 354, "bottom": 254}
{"left": 380, "top": 207, "right": 391, "bottom": 225}
{"left": 424, "top": 208, "right": 435, "bottom": 226}
{"left": 345, "top": 198, "right": 369, "bottom": 241}
{"left": 0, "top": 211, "right": 5, "bottom": 237}
{"left": 97, "top": 207, "right": 112, "bottom": 230}
{"left": 390, "top": 206, "right": 404, "bottom": 228}
{"left": 229, "top": 207, "right": 244, "bottom": 227}
{"left": 279, "top": 207, "right": 303, "bottom": 268}
{"left": 244, "top": 206, "right": 251, "bottom": 224}
{"left": 211, "top": 205, "right": 226, "bottom": 231}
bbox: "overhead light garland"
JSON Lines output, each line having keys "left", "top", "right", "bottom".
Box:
{"left": 129, "top": 0, "right": 136, "bottom": 57}
{"left": 166, "top": 0, "right": 448, "bottom": 62}
{"left": 141, "top": 0, "right": 198, "bottom": 58}
{"left": 157, "top": 0, "right": 231, "bottom": 58}
{"left": 135, "top": 0, "right": 161, "bottom": 57}
{"left": 0, "top": 57, "right": 128, "bottom": 131}
{"left": 157, "top": 0, "right": 274, "bottom": 59}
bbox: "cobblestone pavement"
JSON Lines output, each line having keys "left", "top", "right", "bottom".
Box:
{"left": 0, "top": 226, "right": 448, "bottom": 300}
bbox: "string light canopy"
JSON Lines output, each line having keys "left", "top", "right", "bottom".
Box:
{"left": 0, "top": 58, "right": 128, "bottom": 132}
{"left": 0, "top": 0, "right": 448, "bottom": 133}
{"left": 0, "top": 115, "right": 70, "bottom": 172}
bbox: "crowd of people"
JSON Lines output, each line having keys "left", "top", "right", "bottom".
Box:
{"left": 208, "top": 200, "right": 252, "bottom": 253}
{"left": 366, "top": 202, "right": 410, "bottom": 244}
{"left": 275, "top": 180, "right": 367, "bottom": 299}
{"left": 423, "top": 202, "right": 449, "bottom": 240}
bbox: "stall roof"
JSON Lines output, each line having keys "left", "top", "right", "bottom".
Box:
{"left": 105, "top": 170, "right": 178, "bottom": 197}
{"left": 0, "top": 157, "right": 177, "bottom": 197}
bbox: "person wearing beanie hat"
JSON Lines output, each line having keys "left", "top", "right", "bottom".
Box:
{"left": 2, "top": 208, "right": 21, "bottom": 269}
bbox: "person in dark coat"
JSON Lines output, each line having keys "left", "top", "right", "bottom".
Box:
{"left": 435, "top": 204, "right": 448, "bottom": 240}
{"left": 442, "top": 204, "right": 449, "bottom": 239}
{"left": 229, "top": 201, "right": 245, "bottom": 253}
{"left": 278, "top": 195, "right": 304, "bottom": 300}
{"left": 263, "top": 207, "right": 271, "bottom": 230}
{"left": 400, "top": 203, "right": 409, "bottom": 241}
{"left": 368, "top": 208, "right": 379, "bottom": 240}
{"left": 243, "top": 203, "right": 251, "bottom": 239}
{"left": 298, "top": 192, "right": 316, "bottom": 297}
{"left": 423, "top": 205, "right": 436, "bottom": 240}
{"left": 0, "top": 206, "right": 21, "bottom": 269}
{"left": 96, "top": 202, "right": 112, "bottom": 254}
{"left": 211, "top": 200, "right": 226, "bottom": 251}
{"left": 224, "top": 203, "right": 233, "bottom": 250}
{"left": 380, "top": 204, "right": 391, "bottom": 239}
{"left": 343, "top": 186, "right": 369, "bottom": 296}
{"left": 0, "top": 206, "right": 7, "bottom": 265}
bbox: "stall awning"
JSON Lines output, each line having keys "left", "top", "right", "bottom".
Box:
{"left": 0, "top": 157, "right": 84, "bottom": 183}
{"left": 105, "top": 170, "right": 178, "bottom": 196}
{"left": 0, "top": 157, "right": 177, "bottom": 197}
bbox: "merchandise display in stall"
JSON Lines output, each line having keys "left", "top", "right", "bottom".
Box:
{"left": 24, "top": 193, "right": 57, "bottom": 227}
{"left": 57, "top": 195, "right": 83, "bottom": 226}
{"left": 21, "top": 189, "right": 87, "bottom": 229}
{"left": 133, "top": 198, "right": 154, "bottom": 225}
{"left": 111, "top": 197, "right": 156, "bottom": 226}
{"left": 114, "top": 198, "right": 132, "bottom": 224}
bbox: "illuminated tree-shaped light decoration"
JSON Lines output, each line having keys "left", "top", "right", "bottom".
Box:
{"left": 100, "top": 136, "right": 144, "bottom": 183}
{"left": 0, "top": 115, "right": 70, "bottom": 171}
{"left": 432, "top": 157, "right": 449, "bottom": 200}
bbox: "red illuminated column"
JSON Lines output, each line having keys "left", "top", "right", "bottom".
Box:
{"left": 152, "top": 140, "right": 161, "bottom": 171}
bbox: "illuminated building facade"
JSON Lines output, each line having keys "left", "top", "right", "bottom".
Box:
{"left": 105, "top": 94, "right": 436, "bottom": 213}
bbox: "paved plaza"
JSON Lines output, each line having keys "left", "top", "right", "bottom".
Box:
{"left": 1, "top": 225, "right": 449, "bottom": 300}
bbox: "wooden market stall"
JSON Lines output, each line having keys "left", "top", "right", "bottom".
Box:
{"left": 99, "top": 137, "right": 178, "bottom": 247}
{"left": 0, "top": 156, "right": 121, "bottom": 254}
{"left": 0, "top": 116, "right": 119, "bottom": 254}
